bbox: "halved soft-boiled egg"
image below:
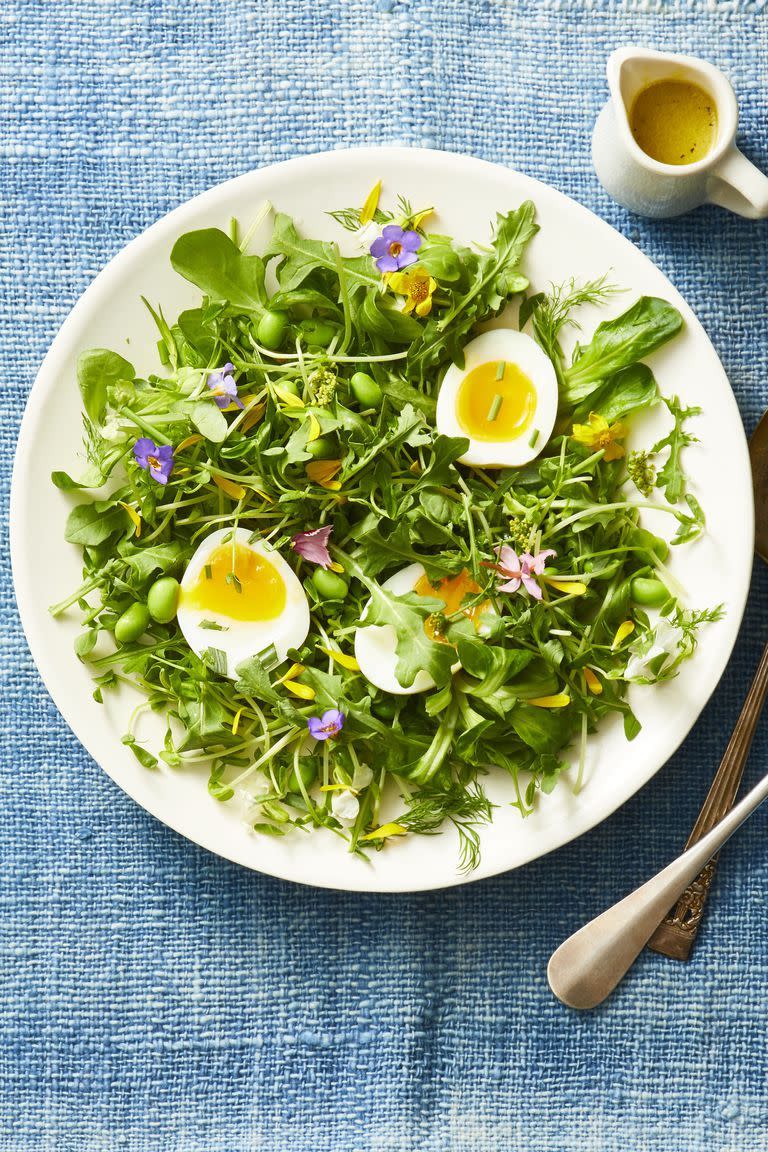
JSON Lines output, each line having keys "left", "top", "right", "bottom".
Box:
{"left": 178, "top": 527, "right": 309, "bottom": 679}
{"left": 354, "top": 562, "right": 492, "bottom": 695}
{"left": 435, "top": 329, "right": 558, "bottom": 468}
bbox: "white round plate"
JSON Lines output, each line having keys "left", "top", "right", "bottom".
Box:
{"left": 11, "top": 148, "right": 753, "bottom": 892}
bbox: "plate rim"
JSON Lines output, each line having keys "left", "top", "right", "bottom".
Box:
{"left": 10, "top": 145, "right": 755, "bottom": 892}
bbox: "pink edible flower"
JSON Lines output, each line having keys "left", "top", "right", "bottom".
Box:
{"left": 291, "top": 525, "right": 333, "bottom": 569}
{"left": 495, "top": 545, "right": 556, "bottom": 601}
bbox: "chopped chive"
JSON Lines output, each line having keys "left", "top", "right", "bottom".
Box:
{"left": 528, "top": 428, "right": 540, "bottom": 448}
{"left": 201, "top": 647, "right": 228, "bottom": 677}
{"left": 248, "top": 530, "right": 260, "bottom": 544}
{"left": 226, "top": 572, "right": 242, "bottom": 593}
{"left": 200, "top": 620, "right": 228, "bottom": 631}
{"left": 487, "top": 394, "right": 503, "bottom": 422}
{"left": 495, "top": 361, "right": 506, "bottom": 381}
{"left": 204, "top": 564, "right": 213, "bottom": 580}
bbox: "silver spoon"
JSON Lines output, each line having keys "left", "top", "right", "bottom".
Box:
{"left": 547, "top": 411, "right": 768, "bottom": 1010}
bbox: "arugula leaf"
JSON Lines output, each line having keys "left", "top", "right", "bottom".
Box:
{"left": 345, "top": 555, "right": 454, "bottom": 689}
{"left": 265, "top": 212, "right": 378, "bottom": 296}
{"left": 171, "top": 228, "right": 267, "bottom": 312}
{"left": 562, "top": 297, "right": 683, "bottom": 405}
{"left": 118, "top": 541, "right": 187, "bottom": 581}
{"left": 652, "top": 394, "right": 702, "bottom": 503}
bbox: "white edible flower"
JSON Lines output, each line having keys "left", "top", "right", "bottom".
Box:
{"left": 625, "top": 618, "right": 683, "bottom": 682}
{"left": 331, "top": 789, "right": 360, "bottom": 825}
{"left": 101, "top": 414, "right": 127, "bottom": 442}
{"left": 351, "top": 763, "right": 373, "bottom": 790}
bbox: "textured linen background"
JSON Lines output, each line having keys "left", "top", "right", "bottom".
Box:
{"left": 2, "top": 2, "right": 768, "bottom": 1150}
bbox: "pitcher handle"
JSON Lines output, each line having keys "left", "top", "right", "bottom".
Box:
{"left": 706, "top": 146, "right": 768, "bottom": 219}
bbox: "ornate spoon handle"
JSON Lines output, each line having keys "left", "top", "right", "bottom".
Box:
{"left": 647, "top": 640, "right": 768, "bottom": 960}
{"left": 548, "top": 762, "right": 768, "bottom": 1009}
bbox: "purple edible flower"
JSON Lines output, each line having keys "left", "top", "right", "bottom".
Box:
{"left": 308, "top": 708, "right": 345, "bottom": 742}
{"left": 370, "top": 224, "right": 421, "bottom": 274}
{"left": 133, "top": 438, "right": 174, "bottom": 486}
{"left": 207, "top": 362, "right": 243, "bottom": 409}
{"left": 495, "top": 545, "right": 556, "bottom": 601}
{"left": 291, "top": 525, "right": 333, "bottom": 569}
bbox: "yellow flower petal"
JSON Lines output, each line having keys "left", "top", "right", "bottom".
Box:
{"left": 231, "top": 706, "right": 244, "bottom": 735}
{"left": 528, "top": 693, "right": 571, "bottom": 708}
{"left": 584, "top": 668, "right": 603, "bottom": 696}
{"left": 273, "top": 384, "right": 305, "bottom": 409}
{"left": 241, "top": 402, "right": 265, "bottom": 433}
{"left": 119, "top": 502, "right": 142, "bottom": 537}
{"left": 360, "top": 179, "right": 382, "bottom": 225}
{"left": 213, "top": 475, "right": 247, "bottom": 500}
{"left": 254, "top": 487, "right": 274, "bottom": 505}
{"left": 360, "top": 822, "right": 408, "bottom": 842}
{"left": 319, "top": 646, "right": 360, "bottom": 671}
{"left": 277, "top": 663, "right": 304, "bottom": 683}
{"left": 611, "top": 620, "right": 636, "bottom": 650}
{"left": 411, "top": 208, "right": 433, "bottom": 229}
{"left": 546, "top": 579, "right": 588, "bottom": 595}
{"left": 284, "top": 681, "right": 316, "bottom": 700}
{"left": 329, "top": 561, "right": 345, "bottom": 574}
{"left": 306, "top": 459, "right": 342, "bottom": 488}
{"left": 306, "top": 412, "right": 321, "bottom": 443}
{"left": 175, "top": 433, "right": 204, "bottom": 453}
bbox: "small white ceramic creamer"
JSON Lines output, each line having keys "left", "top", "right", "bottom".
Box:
{"left": 593, "top": 46, "right": 768, "bottom": 219}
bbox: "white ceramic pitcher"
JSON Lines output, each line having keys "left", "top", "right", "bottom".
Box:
{"left": 592, "top": 47, "right": 768, "bottom": 219}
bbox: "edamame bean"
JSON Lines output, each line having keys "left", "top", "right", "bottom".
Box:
{"left": 147, "top": 576, "right": 180, "bottom": 623}
{"left": 628, "top": 527, "right": 669, "bottom": 563}
{"left": 257, "top": 309, "right": 289, "bottom": 350}
{"left": 288, "top": 760, "right": 317, "bottom": 793}
{"left": 114, "top": 602, "right": 150, "bottom": 645}
{"left": 306, "top": 436, "right": 337, "bottom": 460}
{"left": 298, "top": 319, "right": 336, "bottom": 347}
{"left": 312, "top": 568, "right": 348, "bottom": 600}
{"left": 630, "top": 577, "right": 670, "bottom": 608}
{"left": 349, "top": 371, "right": 383, "bottom": 409}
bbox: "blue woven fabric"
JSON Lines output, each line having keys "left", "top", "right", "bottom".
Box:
{"left": 2, "top": 2, "right": 768, "bottom": 1149}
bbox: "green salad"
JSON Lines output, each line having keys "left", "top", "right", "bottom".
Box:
{"left": 52, "top": 186, "right": 720, "bottom": 871}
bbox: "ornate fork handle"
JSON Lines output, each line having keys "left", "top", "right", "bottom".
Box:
{"left": 648, "top": 640, "right": 768, "bottom": 960}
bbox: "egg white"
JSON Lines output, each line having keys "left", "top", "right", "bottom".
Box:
{"left": 178, "top": 527, "right": 309, "bottom": 680}
{"left": 435, "top": 329, "right": 558, "bottom": 468}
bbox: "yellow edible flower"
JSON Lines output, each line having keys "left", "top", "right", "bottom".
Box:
{"left": 584, "top": 668, "right": 603, "bottom": 695}
{"left": 572, "top": 412, "right": 628, "bottom": 461}
{"left": 611, "top": 620, "right": 636, "bottom": 650}
{"left": 360, "top": 823, "right": 408, "bottom": 842}
{"left": 119, "top": 502, "right": 142, "bottom": 538}
{"left": 387, "top": 265, "right": 437, "bottom": 318}
{"left": 306, "top": 459, "right": 342, "bottom": 490}
{"left": 360, "top": 180, "right": 382, "bottom": 225}
{"left": 318, "top": 646, "right": 360, "bottom": 672}
{"left": 528, "top": 693, "right": 571, "bottom": 709}
{"left": 213, "top": 475, "right": 247, "bottom": 500}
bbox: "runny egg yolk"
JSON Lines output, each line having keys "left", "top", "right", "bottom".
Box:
{"left": 183, "top": 543, "right": 286, "bottom": 622}
{"left": 414, "top": 569, "right": 488, "bottom": 641}
{"left": 456, "top": 360, "right": 537, "bottom": 443}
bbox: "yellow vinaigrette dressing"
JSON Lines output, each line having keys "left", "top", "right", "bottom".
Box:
{"left": 456, "top": 359, "right": 536, "bottom": 442}
{"left": 629, "top": 79, "right": 717, "bottom": 166}
{"left": 183, "top": 543, "right": 286, "bottom": 621}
